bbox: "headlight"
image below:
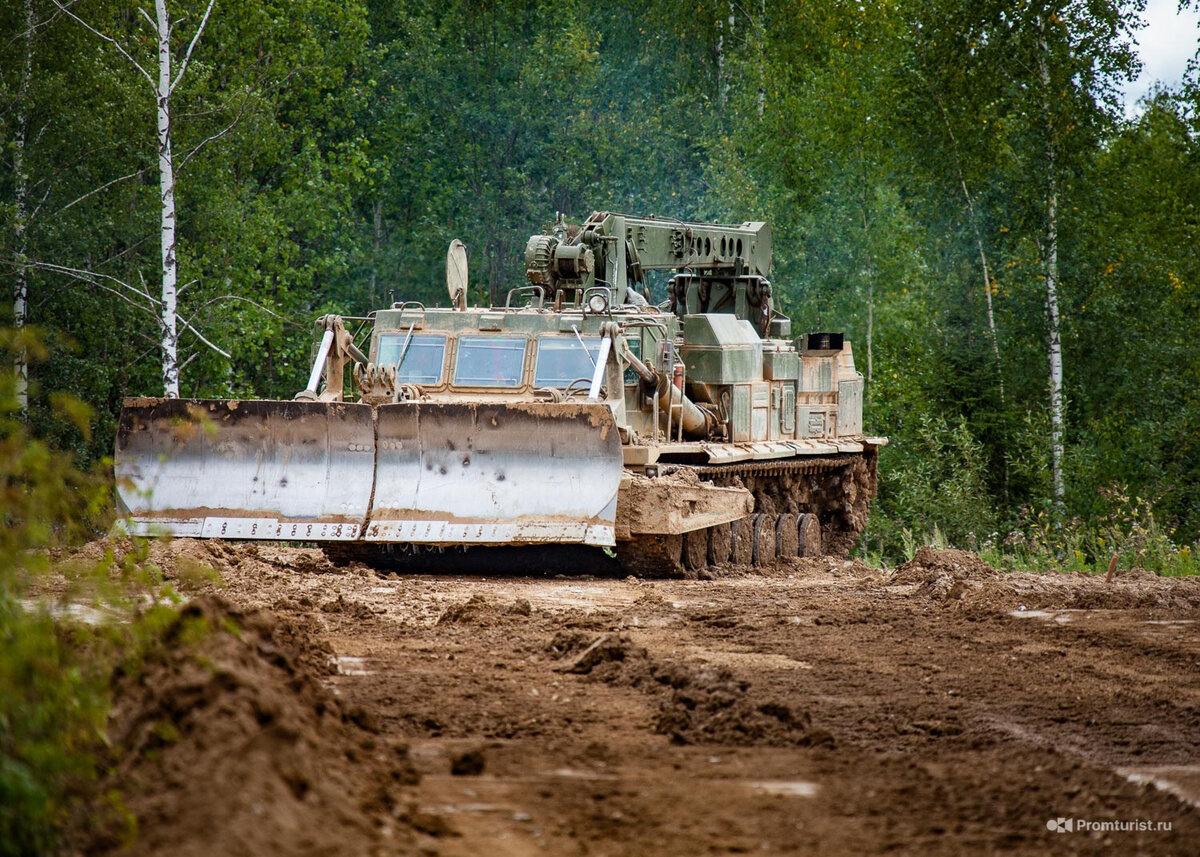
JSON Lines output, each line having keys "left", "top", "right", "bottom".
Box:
{"left": 587, "top": 291, "right": 609, "bottom": 314}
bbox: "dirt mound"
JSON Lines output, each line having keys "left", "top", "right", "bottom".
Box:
{"left": 57, "top": 537, "right": 349, "bottom": 598}
{"left": 548, "top": 631, "right": 828, "bottom": 747}
{"left": 885, "top": 547, "right": 1002, "bottom": 602}
{"left": 651, "top": 661, "right": 831, "bottom": 747}
{"left": 320, "top": 593, "right": 380, "bottom": 620}
{"left": 549, "top": 631, "right": 648, "bottom": 679}
{"left": 78, "top": 596, "right": 418, "bottom": 857}
{"left": 437, "top": 593, "right": 534, "bottom": 625}
{"left": 891, "top": 547, "right": 1001, "bottom": 586}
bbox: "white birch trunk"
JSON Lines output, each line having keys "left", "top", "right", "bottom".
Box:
{"left": 1038, "top": 22, "right": 1065, "bottom": 514}
{"left": 156, "top": 0, "right": 180, "bottom": 397}
{"left": 13, "top": 0, "right": 34, "bottom": 415}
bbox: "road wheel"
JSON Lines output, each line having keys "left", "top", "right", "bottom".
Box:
{"left": 683, "top": 529, "right": 709, "bottom": 574}
{"left": 776, "top": 513, "right": 799, "bottom": 558}
{"left": 708, "top": 522, "right": 733, "bottom": 566}
{"left": 798, "top": 513, "right": 822, "bottom": 557}
{"left": 752, "top": 513, "right": 776, "bottom": 566}
{"left": 731, "top": 517, "right": 755, "bottom": 566}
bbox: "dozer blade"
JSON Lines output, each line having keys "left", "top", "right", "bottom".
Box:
{"left": 115, "top": 398, "right": 376, "bottom": 541}
{"left": 366, "top": 401, "right": 622, "bottom": 546}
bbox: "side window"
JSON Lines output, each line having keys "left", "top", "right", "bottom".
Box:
{"left": 623, "top": 336, "right": 642, "bottom": 386}
{"left": 534, "top": 336, "right": 601, "bottom": 387}
{"left": 376, "top": 334, "right": 447, "bottom": 384}
{"left": 453, "top": 336, "right": 527, "bottom": 387}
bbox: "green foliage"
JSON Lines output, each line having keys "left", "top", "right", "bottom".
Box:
{"left": 0, "top": 599, "right": 108, "bottom": 857}
{"left": 0, "top": 340, "right": 110, "bottom": 854}
{"left": 993, "top": 488, "right": 1200, "bottom": 577}
{"left": 864, "top": 414, "right": 997, "bottom": 564}
{"left": 0, "top": 334, "right": 190, "bottom": 854}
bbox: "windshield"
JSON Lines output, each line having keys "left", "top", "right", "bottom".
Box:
{"left": 376, "top": 333, "right": 447, "bottom": 384}
{"left": 534, "top": 336, "right": 602, "bottom": 387}
{"left": 454, "top": 336, "right": 527, "bottom": 387}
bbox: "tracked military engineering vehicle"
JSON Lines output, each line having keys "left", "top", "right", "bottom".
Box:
{"left": 116, "top": 212, "right": 886, "bottom": 576}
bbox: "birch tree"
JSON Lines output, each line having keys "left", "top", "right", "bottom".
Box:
{"left": 1015, "top": 1, "right": 1139, "bottom": 516}
{"left": 1036, "top": 13, "right": 1066, "bottom": 515}
{"left": 54, "top": 0, "right": 215, "bottom": 398}
{"left": 11, "top": 0, "right": 34, "bottom": 415}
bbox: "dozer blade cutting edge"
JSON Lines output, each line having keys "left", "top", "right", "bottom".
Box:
{"left": 115, "top": 398, "right": 623, "bottom": 546}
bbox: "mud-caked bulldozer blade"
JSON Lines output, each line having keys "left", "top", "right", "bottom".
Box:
{"left": 115, "top": 398, "right": 623, "bottom": 546}
{"left": 116, "top": 398, "right": 377, "bottom": 540}
{"left": 367, "top": 401, "right": 621, "bottom": 546}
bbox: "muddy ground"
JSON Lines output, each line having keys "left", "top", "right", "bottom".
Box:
{"left": 61, "top": 540, "right": 1200, "bottom": 855}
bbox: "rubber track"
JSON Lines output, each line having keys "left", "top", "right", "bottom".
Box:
{"left": 661, "top": 455, "right": 854, "bottom": 480}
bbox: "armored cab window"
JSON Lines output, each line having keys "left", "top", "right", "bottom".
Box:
{"left": 376, "top": 334, "right": 447, "bottom": 384}
{"left": 533, "top": 336, "right": 601, "bottom": 387}
{"left": 454, "top": 336, "right": 527, "bottom": 387}
{"left": 623, "top": 336, "right": 642, "bottom": 386}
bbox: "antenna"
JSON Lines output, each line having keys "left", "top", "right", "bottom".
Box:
{"left": 446, "top": 239, "right": 468, "bottom": 310}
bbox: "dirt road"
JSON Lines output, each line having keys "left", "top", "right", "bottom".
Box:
{"left": 76, "top": 541, "right": 1200, "bottom": 855}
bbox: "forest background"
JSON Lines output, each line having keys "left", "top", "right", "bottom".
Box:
{"left": 3, "top": 0, "right": 1199, "bottom": 572}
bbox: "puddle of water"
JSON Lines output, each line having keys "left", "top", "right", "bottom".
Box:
{"left": 332, "top": 655, "right": 373, "bottom": 676}
{"left": 551, "top": 767, "right": 620, "bottom": 781}
{"left": 680, "top": 646, "right": 812, "bottom": 671}
{"left": 20, "top": 598, "right": 126, "bottom": 626}
{"left": 748, "top": 780, "right": 819, "bottom": 797}
{"left": 426, "top": 803, "right": 508, "bottom": 814}
{"left": 1008, "top": 609, "right": 1073, "bottom": 623}
{"left": 1117, "top": 766, "right": 1200, "bottom": 808}
{"left": 1144, "top": 619, "right": 1196, "bottom": 626}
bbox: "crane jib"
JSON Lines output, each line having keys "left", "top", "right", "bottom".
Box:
{"left": 114, "top": 398, "right": 623, "bottom": 546}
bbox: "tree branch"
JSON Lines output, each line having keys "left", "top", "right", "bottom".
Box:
{"left": 191, "top": 294, "right": 306, "bottom": 327}
{"left": 50, "top": 0, "right": 153, "bottom": 87}
{"left": 28, "top": 182, "right": 53, "bottom": 224}
{"left": 98, "top": 233, "right": 156, "bottom": 268}
{"left": 177, "top": 95, "right": 257, "bottom": 171}
{"left": 54, "top": 167, "right": 153, "bottom": 215}
{"left": 18, "top": 259, "right": 160, "bottom": 307}
{"left": 176, "top": 312, "right": 232, "bottom": 358}
{"left": 121, "top": 342, "right": 162, "bottom": 373}
{"left": 172, "top": 0, "right": 217, "bottom": 94}
{"left": 26, "top": 264, "right": 160, "bottom": 324}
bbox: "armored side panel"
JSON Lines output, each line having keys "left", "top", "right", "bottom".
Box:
{"left": 761, "top": 344, "right": 799, "bottom": 380}
{"left": 836, "top": 346, "right": 864, "bottom": 437}
{"left": 680, "top": 314, "right": 762, "bottom": 384}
